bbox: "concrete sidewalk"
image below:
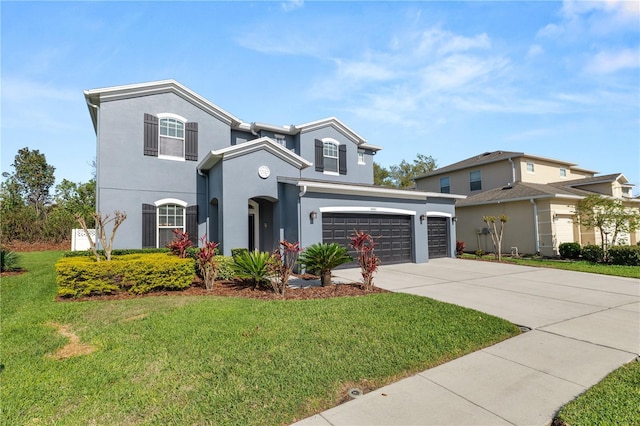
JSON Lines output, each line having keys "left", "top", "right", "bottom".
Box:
{"left": 292, "top": 258, "right": 640, "bottom": 426}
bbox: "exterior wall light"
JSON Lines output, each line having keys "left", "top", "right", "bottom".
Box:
{"left": 310, "top": 211, "right": 318, "bottom": 221}
{"left": 452, "top": 216, "right": 457, "bottom": 223}
{"left": 419, "top": 214, "right": 427, "bottom": 224}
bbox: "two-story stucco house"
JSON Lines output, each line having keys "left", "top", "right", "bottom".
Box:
{"left": 414, "top": 151, "right": 639, "bottom": 257}
{"left": 84, "top": 80, "right": 464, "bottom": 263}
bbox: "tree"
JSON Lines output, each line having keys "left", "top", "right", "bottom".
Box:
{"left": 9, "top": 148, "right": 56, "bottom": 218}
{"left": 483, "top": 214, "right": 509, "bottom": 261}
{"left": 574, "top": 195, "right": 640, "bottom": 252}
{"left": 298, "top": 242, "right": 352, "bottom": 287}
{"left": 75, "top": 211, "right": 127, "bottom": 261}
{"left": 374, "top": 154, "right": 437, "bottom": 188}
{"left": 55, "top": 178, "right": 96, "bottom": 228}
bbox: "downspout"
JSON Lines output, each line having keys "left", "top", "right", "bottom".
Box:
{"left": 197, "top": 168, "right": 209, "bottom": 245}
{"left": 530, "top": 199, "right": 540, "bottom": 254}
{"left": 298, "top": 185, "right": 307, "bottom": 248}
{"left": 507, "top": 157, "right": 515, "bottom": 184}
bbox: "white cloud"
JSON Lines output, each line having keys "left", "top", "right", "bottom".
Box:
{"left": 585, "top": 48, "right": 640, "bottom": 74}
{"left": 527, "top": 44, "right": 544, "bottom": 58}
{"left": 281, "top": 0, "right": 303, "bottom": 12}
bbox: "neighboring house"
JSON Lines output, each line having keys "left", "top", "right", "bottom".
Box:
{"left": 414, "top": 151, "right": 639, "bottom": 257}
{"left": 84, "top": 80, "right": 464, "bottom": 263}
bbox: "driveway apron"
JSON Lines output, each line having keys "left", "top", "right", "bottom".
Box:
{"left": 293, "top": 258, "right": 639, "bottom": 426}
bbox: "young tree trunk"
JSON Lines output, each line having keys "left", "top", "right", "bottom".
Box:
{"left": 321, "top": 270, "right": 332, "bottom": 287}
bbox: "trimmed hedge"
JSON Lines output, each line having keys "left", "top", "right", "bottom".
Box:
{"left": 581, "top": 244, "right": 604, "bottom": 263}
{"left": 608, "top": 245, "right": 640, "bottom": 266}
{"left": 56, "top": 253, "right": 194, "bottom": 297}
{"left": 559, "top": 242, "right": 581, "bottom": 260}
{"left": 63, "top": 248, "right": 171, "bottom": 258}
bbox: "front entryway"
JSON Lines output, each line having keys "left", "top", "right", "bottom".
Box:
{"left": 248, "top": 200, "right": 259, "bottom": 251}
{"left": 322, "top": 213, "right": 413, "bottom": 265}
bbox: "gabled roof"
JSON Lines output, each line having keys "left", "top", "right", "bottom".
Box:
{"left": 457, "top": 182, "right": 590, "bottom": 207}
{"left": 198, "top": 137, "right": 312, "bottom": 171}
{"left": 551, "top": 173, "right": 633, "bottom": 188}
{"left": 84, "top": 79, "right": 243, "bottom": 131}
{"left": 295, "top": 117, "right": 369, "bottom": 146}
{"left": 414, "top": 150, "right": 597, "bottom": 180}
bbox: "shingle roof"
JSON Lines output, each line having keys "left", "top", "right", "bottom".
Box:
{"left": 457, "top": 182, "right": 593, "bottom": 207}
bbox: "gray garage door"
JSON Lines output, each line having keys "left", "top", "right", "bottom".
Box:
{"left": 427, "top": 217, "right": 449, "bottom": 259}
{"left": 322, "top": 213, "right": 413, "bottom": 266}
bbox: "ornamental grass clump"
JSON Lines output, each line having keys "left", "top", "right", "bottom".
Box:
{"left": 298, "top": 242, "right": 352, "bottom": 287}
{"left": 232, "top": 250, "right": 276, "bottom": 290}
{"left": 196, "top": 236, "right": 220, "bottom": 290}
{"left": 349, "top": 231, "right": 380, "bottom": 291}
{"left": 268, "top": 240, "right": 302, "bottom": 296}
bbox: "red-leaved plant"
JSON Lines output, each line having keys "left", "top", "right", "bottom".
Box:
{"left": 269, "top": 240, "right": 302, "bottom": 296}
{"left": 166, "top": 229, "right": 192, "bottom": 258}
{"left": 197, "top": 235, "right": 219, "bottom": 290}
{"left": 349, "top": 230, "right": 380, "bottom": 291}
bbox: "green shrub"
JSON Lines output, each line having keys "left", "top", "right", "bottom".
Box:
{"left": 232, "top": 251, "right": 275, "bottom": 289}
{"left": 608, "top": 245, "right": 640, "bottom": 266}
{"left": 298, "top": 242, "right": 352, "bottom": 287}
{"left": 56, "top": 253, "right": 194, "bottom": 297}
{"left": 581, "top": 244, "right": 604, "bottom": 263}
{"left": 0, "top": 248, "right": 20, "bottom": 272}
{"left": 559, "top": 242, "right": 581, "bottom": 259}
{"left": 63, "top": 248, "right": 170, "bottom": 258}
{"left": 231, "top": 248, "right": 248, "bottom": 259}
{"left": 214, "top": 255, "right": 235, "bottom": 280}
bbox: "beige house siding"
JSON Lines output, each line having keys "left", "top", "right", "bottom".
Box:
{"left": 416, "top": 161, "right": 513, "bottom": 196}
{"left": 518, "top": 158, "right": 585, "bottom": 184}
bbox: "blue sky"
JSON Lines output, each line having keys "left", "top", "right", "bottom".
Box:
{"left": 2, "top": 1, "right": 639, "bottom": 191}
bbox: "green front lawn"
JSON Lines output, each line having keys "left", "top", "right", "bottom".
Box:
{"left": 553, "top": 360, "right": 640, "bottom": 426}
{"left": 1, "top": 252, "right": 519, "bottom": 425}
{"left": 461, "top": 254, "right": 640, "bottom": 278}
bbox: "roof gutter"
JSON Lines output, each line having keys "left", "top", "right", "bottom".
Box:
{"left": 530, "top": 199, "right": 540, "bottom": 254}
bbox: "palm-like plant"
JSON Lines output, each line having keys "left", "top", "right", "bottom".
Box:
{"left": 298, "top": 242, "right": 352, "bottom": 286}
{"left": 232, "top": 250, "right": 276, "bottom": 289}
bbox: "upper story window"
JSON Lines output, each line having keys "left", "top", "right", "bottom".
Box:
{"left": 526, "top": 162, "right": 535, "bottom": 173}
{"left": 323, "top": 141, "right": 339, "bottom": 173}
{"left": 314, "top": 138, "right": 346, "bottom": 175}
{"left": 469, "top": 170, "right": 482, "bottom": 191}
{"left": 143, "top": 113, "right": 198, "bottom": 161}
{"left": 559, "top": 168, "right": 567, "bottom": 178}
{"left": 274, "top": 134, "right": 286, "bottom": 147}
{"left": 159, "top": 118, "right": 185, "bottom": 159}
{"left": 357, "top": 149, "right": 365, "bottom": 165}
{"left": 440, "top": 176, "right": 450, "bottom": 193}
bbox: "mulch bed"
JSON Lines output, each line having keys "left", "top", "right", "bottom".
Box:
{"left": 57, "top": 277, "right": 389, "bottom": 302}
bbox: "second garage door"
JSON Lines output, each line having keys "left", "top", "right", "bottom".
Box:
{"left": 322, "top": 213, "right": 413, "bottom": 265}
{"left": 427, "top": 217, "right": 449, "bottom": 259}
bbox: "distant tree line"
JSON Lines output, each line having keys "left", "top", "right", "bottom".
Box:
{"left": 374, "top": 154, "right": 437, "bottom": 188}
{"left": 1, "top": 147, "right": 95, "bottom": 243}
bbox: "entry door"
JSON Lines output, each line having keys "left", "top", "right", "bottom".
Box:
{"left": 248, "top": 214, "right": 256, "bottom": 251}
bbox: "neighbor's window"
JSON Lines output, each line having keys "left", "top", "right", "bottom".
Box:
{"left": 469, "top": 170, "right": 482, "bottom": 191}
{"left": 440, "top": 177, "right": 450, "bottom": 193}
{"left": 157, "top": 204, "right": 185, "bottom": 248}
{"left": 323, "top": 141, "right": 339, "bottom": 173}
{"left": 559, "top": 168, "right": 567, "bottom": 178}
{"left": 526, "top": 162, "right": 535, "bottom": 173}
{"left": 358, "top": 149, "right": 365, "bottom": 164}
{"left": 159, "top": 118, "right": 185, "bottom": 159}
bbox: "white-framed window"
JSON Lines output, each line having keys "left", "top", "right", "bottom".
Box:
{"left": 526, "top": 162, "right": 535, "bottom": 173}
{"left": 157, "top": 203, "right": 186, "bottom": 248}
{"left": 357, "top": 149, "right": 365, "bottom": 165}
{"left": 274, "top": 134, "right": 286, "bottom": 147}
{"left": 159, "top": 115, "right": 185, "bottom": 160}
{"left": 559, "top": 168, "right": 567, "bottom": 178}
{"left": 469, "top": 170, "right": 482, "bottom": 191}
{"left": 323, "top": 141, "right": 339, "bottom": 173}
{"left": 440, "top": 176, "right": 450, "bottom": 193}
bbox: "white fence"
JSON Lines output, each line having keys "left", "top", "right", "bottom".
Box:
{"left": 71, "top": 228, "right": 97, "bottom": 251}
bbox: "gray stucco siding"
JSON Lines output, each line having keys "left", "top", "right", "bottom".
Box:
{"left": 298, "top": 126, "right": 373, "bottom": 185}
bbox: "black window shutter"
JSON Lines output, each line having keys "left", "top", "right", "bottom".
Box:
{"left": 315, "top": 139, "right": 324, "bottom": 172}
{"left": 144, "top": 114, "right": 159, "bottom": 157}
{"left": 338, "top": 145, "right": 347, "bottom": 175}
{"left": 186, "top": 205, "right": 198, "bottom": 245}
{"left": 185, "top": 122, "right": 198, "bottom": 161}
{"left": 142, "top": 204, "right": 157, "bottom": 248}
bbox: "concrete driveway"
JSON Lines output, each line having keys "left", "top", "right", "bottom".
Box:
{"left": 293, "top": 258, "right": 639, "bottom": 426}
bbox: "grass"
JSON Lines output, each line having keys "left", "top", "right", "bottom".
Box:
{"left": 461, "top": 253, "right": 640, "bottom": 278}
{"left": 553, "top": 360, "right": 640, "bottom": 426}
{"left": 0, "top": 251, "right": 519, "bottom": 425}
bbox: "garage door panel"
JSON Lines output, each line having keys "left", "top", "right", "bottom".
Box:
{"left": 427, "top": 217, "right": 449, "bottom": 259}
{"left": 323, "top": 213, "right": 413, "bottom": 266}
